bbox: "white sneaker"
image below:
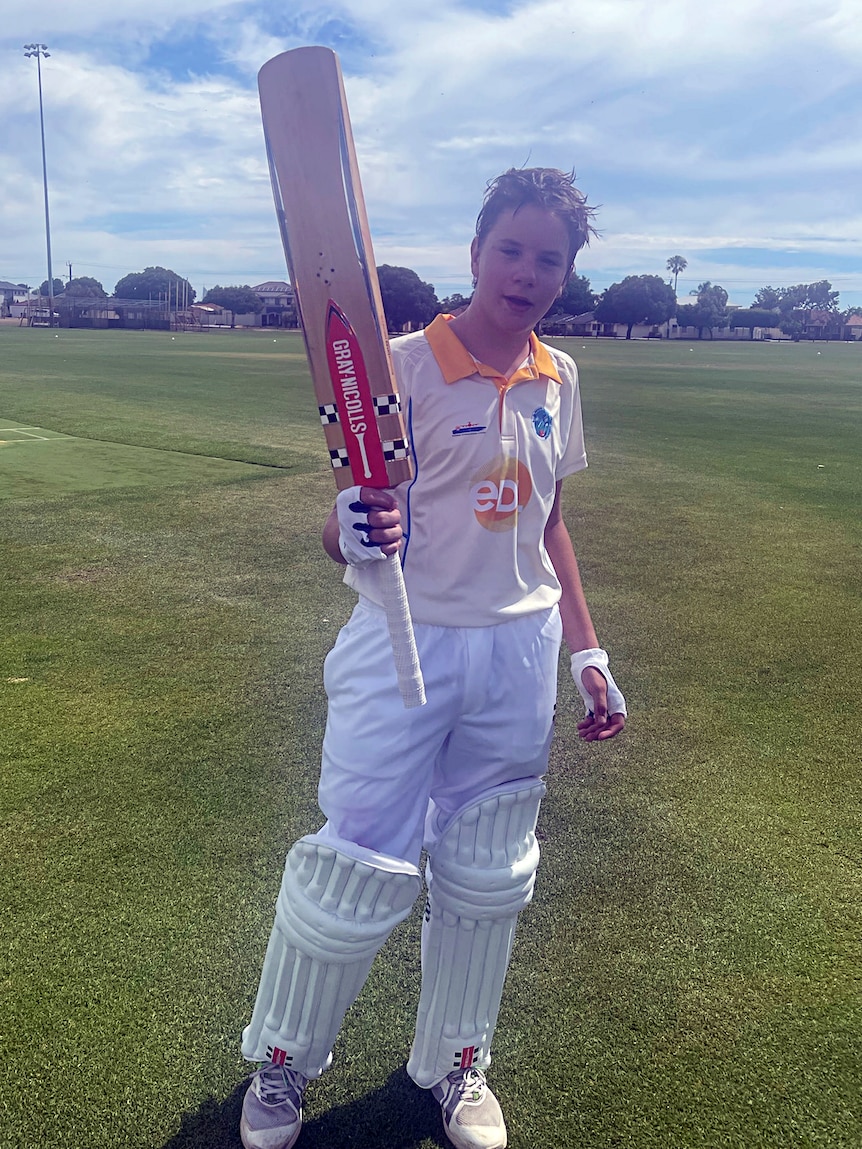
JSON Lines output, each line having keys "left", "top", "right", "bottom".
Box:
{"left": 240, "top": 1062, "right": 307, "bottom": 1149}
{"left": 431, "top": 1067, "right": 507, "bottom": 1149}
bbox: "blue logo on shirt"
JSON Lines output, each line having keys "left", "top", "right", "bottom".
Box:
{"left": 532, "top": 407, "right": 553, "bottom": 439}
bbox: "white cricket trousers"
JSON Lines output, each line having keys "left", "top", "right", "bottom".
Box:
{"left": 316, "top": 597, "right": 562, "bottom": 865}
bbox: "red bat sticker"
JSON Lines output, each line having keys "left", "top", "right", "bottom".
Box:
{"left": 325, "top": 301, "right": 390, "bottom": 486}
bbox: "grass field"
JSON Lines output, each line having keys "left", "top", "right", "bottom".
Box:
{"left": 1, "top": 326, "right": 859, "bottom": 1149}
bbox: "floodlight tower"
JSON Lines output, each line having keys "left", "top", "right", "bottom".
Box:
{"left": 24, "top": 43, "right": 55, "bottom": 326}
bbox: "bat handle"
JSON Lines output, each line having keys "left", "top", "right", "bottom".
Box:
{"left": 377, "top": 551, "right": 426, "bottom": 708}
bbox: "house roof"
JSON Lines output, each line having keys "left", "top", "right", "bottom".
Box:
{"left": 846, "top": 314, "right": 862, "bottom": 326}
{"left": 253, "top": 281, "right": 292, "bottom": 293}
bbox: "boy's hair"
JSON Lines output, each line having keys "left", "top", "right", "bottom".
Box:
{"left": 475, "top": 168, "right": 597, "bottom": 273}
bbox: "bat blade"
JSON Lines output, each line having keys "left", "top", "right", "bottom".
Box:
{"left": 258, "top": 46, "right": 425, "bottom": 709}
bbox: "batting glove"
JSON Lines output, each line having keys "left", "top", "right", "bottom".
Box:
{"left": 570, "top": 648, "right": 627, "bottom": 717}
{"left": 336, "top": 486, "right": 388, "bottom": 566}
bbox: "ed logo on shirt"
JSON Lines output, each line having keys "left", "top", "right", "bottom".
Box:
{"left": 470, "top": 456, "right": 533, "bottom": 532}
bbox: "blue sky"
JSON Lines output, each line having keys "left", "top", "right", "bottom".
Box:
{"left": 4, "top": 0, "right": 861, "bottom": 307}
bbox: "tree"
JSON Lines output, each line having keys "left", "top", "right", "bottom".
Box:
{"left": 39, "top": 278, "right": 65, "bottom": 298}
{"left": 778, "top": 316, "right": 806, "bottom": 341}
{"left": 666, "top": 255, "right": 687, "bottom": 296}
{"left": 777, "top": 285, "right": 808, "bottom": 314}
{"left": 753, "top": 285, "right": 782, "bottom": 311}
{"left": 202, "top": 285, "right": 264, "bottom": 327}
{"left": 727, "top": 308, "right": 780, "bottom": 336}
{"left": 786, "top": 280, "right": 839, "bottom": 313}
{"left": 113, "top": 266, "right": 196, "bottom": 305}
{"left": 377, "top": 265, "right": 438, "bottom": 331}
{"left": 676, "top": 282, "right": 730, "bottom": 339}
{"left": 675, "top": 303, "right": 704, "bottom": 335}
{"left": 594, "top": 275, "right": 676, "bottom": 339}
{"left": 755, "top": 280, "right": 840, "bottom": 318}
{"left": 65, "top": 276, "right": 107, "bottom": 299}
{"left": 689, "top": 281, "right": 729, "bottom": 338}
{"left": 752, "top": 280, "right": 842, "bottom": 339}
{"left": 677, "top": 282, "right": 730, "bottom": 339}
{"left": 438, "top": 292, "right": 472, "bottom": 315}
{"left": 544, "top": 273, "right": 598, "bottom": 320}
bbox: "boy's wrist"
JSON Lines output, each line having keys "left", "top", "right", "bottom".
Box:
{"left": 570, "top": 648, "right": 627, "bottom": 717}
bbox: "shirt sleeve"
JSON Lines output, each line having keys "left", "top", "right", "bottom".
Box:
{"left": 553, "top": 350, "right": 588, "bottom": 480}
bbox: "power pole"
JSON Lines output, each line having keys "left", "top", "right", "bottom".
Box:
{"left": 24, "top": 44, "right": 55, "bottom": 326}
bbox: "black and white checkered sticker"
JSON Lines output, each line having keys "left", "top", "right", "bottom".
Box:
{"left": 329, "top": 441, "right": 409, "bottom": 470}
{"left": 319, "top": 403, "right": 339, "bottom": 425}
{"left": 383, "top": 438, "right": 410, "bottom": 461}
{"left": 372, "top": 394, "right": 401, "bottom": 416}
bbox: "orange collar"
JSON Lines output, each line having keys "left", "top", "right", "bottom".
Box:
{"left": 424, "top": 313, "right": 562, "bottom": 386}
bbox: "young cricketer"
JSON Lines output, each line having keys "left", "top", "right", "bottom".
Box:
{"left": 240, "top": 167, "right": 626, "bottom": 1149}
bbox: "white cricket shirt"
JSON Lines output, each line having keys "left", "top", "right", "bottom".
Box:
{"left": 344, "top": 314, "right": 588, "bottom": 626}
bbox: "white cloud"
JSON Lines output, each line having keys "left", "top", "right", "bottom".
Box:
{"left": 4, "top": 0, "right": 862, "bottom": 305}
{"left": 6, "top": 0, "right": 246, "bottom": 41}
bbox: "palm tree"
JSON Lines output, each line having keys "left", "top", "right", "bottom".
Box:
{"left": 666, "top": 255, "right": 687, "bottom": 297}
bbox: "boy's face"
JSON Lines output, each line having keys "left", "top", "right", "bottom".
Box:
{"left": 470, "top": 204, "right": 571, "bottom": 336}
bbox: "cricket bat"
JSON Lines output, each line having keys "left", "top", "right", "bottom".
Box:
{"left": 258, "top": 46, "right": 425, "bottom": 709}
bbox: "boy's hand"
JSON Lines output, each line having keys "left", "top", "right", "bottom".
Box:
{"left": 335, "top": 485, "right": 403, "bottom": 565}
{"left": 571, "top": 650, "right": 627, "bottom": 742}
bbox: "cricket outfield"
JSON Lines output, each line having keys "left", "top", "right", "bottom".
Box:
{"left": 1, "top": 326, "right": 859, "bottom": 1148}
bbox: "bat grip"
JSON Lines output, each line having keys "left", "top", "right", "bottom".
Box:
{"left": 377, "top": 551, "right": 426, "bottom": 708}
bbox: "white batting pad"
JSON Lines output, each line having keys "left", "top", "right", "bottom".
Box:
{"left": 407, "top": 780, "right": 545, "bottom": 1088}
{"left": 242, "top": 833, "right": 421, "bottom": 1078}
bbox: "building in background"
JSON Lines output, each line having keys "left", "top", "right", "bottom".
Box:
{"left": 250, "top": 281, "right": 297, "bottom": 328}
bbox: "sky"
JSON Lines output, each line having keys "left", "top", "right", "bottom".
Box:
{"left": 4, "top": 0, "right": 861, "bottom": 308}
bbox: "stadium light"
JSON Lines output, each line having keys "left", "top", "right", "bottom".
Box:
{"left": 24, "top": 43, "right": 55, "bottom": 327}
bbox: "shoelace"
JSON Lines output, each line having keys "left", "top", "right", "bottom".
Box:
{"left": 256, "top": 1064, "right": 303, "bottom": 1108}
{"left": 454, "top": 1067, "right": 487, "bottom": 1102}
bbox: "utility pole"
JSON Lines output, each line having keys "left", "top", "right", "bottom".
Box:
{"left": 24, "top": 44, "right": 55, "bottom": 326}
